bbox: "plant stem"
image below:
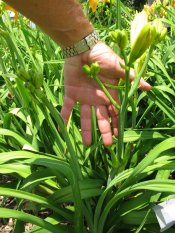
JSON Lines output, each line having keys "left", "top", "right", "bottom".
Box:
{"left": 128, "top": 46, "right": 154, "bottom": 99}
{"left": 117, "top": 65, "right": 130, "bottom": 162}
{"left": 116, "top": 0, "right": 121, "bottom": 29}
{"left": 93, "top": 76, "right": 120, "bottom": 111}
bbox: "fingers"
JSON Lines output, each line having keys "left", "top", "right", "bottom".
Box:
{"left": 60, "top": 96, "right": 75, "bottom": 125}
{"left": 108, "top": 105, "right": 119, "bottom": 137}
{"left": 139, "top": 77, "right": 152, "bottom": 91}
{"left": 96, "top": 105, "right": 113, "bottom": 146}
{"left": 81, "top": 104, "right": 92, "bottom": 146}
{"left": 129, "top": 69, "right": 152, "bottom": 91}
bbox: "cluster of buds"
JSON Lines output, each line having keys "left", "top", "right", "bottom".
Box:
{"left": 128, "top": 9, "right": 167, "bottom": 65}
{"left": 17, "top": 68, "right": 44, "bottom": 92}
{"left": 109, "top": 9, "right": 167, "bottom": 66}
{"left": 82, "top": 62, "right": 100, "bottom": 78}
{"left": 109, "top": 29, "right": 128, "bottom": 51}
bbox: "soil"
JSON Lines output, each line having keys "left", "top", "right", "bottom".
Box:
{"left": 0, "top": 175, "right": 34, "bottom": 233}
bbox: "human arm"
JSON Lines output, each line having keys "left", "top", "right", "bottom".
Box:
{"left": 4, "top": 0, "right": 151, "bottom": 146}
{"left": 4, "top": 0, "right": 93, "bottom": 47}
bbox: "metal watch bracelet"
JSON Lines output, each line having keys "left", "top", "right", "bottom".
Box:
{"left": 62, "top": 30, "right": 100, "bottom": 59}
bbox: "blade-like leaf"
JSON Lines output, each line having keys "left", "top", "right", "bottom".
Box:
{"left": 0, "top": 208, "right": 67, "bottom": 233}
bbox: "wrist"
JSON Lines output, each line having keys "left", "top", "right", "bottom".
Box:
{"left": 62, "top": 30, "right": 100, "bottom": 59}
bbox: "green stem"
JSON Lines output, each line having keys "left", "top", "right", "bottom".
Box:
{"left": 136, "top": 102, "right": 154, "bottom": 128}
{"left": 116, "top": 0, "right": 121, "bottom": 29}
{"left": 117, "top": 65, "right": 130, "bottom": 162}
{"left": 93, "top": 76, "right": 120, "bottom": 111}
{"left": 130, "top": 96, "right": 137, "bottom": 128}
{"left": 128, "top": 46, "right": 154, "bottom": 99}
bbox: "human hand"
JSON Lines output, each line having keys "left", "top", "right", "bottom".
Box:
{"left": 61, "top": 42, "right": 151, "bottom": 146}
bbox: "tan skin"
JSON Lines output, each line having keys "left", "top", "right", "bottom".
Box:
{"left": 62, "top": 42, "right": 151, "bottom": 145}
{"left": 4, "top": 0, "right": 151, "bottom": 146}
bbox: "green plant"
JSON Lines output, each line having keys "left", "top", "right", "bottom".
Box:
{"left": 0, "top": 2, "right": 175, "bottom": 233}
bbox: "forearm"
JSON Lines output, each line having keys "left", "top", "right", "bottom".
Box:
{"left": 4, "top": 0, "right": 93, "bottom": 47}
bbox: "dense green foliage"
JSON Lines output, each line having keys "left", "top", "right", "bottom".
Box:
{"left": 123, "top": 0, "right": 147, "bottom": 10}
{"left": 0, "top": 1, "right": 175, "bottom": 233}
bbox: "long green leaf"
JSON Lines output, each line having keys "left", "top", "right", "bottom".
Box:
{"left": 0, "top": 208, "right": 67, "bottom": 233}
{"left": 98, "top": 180, "right": 175, "bottom": 233}
{"left": 119, "top": 137, "right": 175, "bottom": 191}
{"left": 0, "top": 187, "right": 72, "bottom": 221}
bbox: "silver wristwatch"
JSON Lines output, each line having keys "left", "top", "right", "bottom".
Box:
{"left": 62, "top": 31, "right": 100, "bottom": 59}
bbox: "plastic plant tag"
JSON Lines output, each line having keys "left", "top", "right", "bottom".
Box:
{"left": 153, "top": 198, "right": 175, "bottom": 232}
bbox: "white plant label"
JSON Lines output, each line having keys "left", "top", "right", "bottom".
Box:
{"left": 153, "top": 198, "right": 175, "bottom": 232}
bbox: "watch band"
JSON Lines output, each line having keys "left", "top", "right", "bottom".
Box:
{"left": 62, "top": 30, "right": 100, "bottom": 58}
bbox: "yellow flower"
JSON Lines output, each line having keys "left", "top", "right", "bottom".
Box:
{"left": 144, "top": 4, "right": 155, "bottom": 18}
{"left": 89, "top": 0, "right": 98, "bottom": 12}
{"left": 89, "top": 0, "right": 111, "bottom": 12}
{"left": 172, "top": 0, "right": 175, "bottom": 8}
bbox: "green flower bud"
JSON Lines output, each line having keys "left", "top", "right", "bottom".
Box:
{"left": 17, "top": 68, "right": 31, "bottom": 82}
{"left": 110, "top": 30, "right": 121, "bottom": 44}
{"left": 120, "top": 30, "right": 128, "bottom": 50}
{"left": 130, "top": 10, "right": 149, "bottom": 47}
{"left": 152, "top": 19, "right": 167, "bottom": 44}
{"left": 109, "top": 29, "right": 128, "bottom": 50}
{"left": 82, "top": 64, "right": 91, "bottom": 77}
{"left": 90, "top": 62, "right": 100, "bottom": 77}
{"left": 31, "top": 70, "right": 44, "bottom": 89}
{"left": 82, "top": 63, "right": 100, "bottom": 78}
{"left": 129, "top": 23, "right": 156, "bottom": 64}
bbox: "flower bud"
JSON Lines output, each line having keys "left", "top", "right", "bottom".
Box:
{"left": 152, "top": 19, "right": 167, "bottom": 44}
{"left": 129, "top": 23, "right": 155, "bottom": 64}
{"left": 110, "top": 29, "right": 128, "bottom": 50}
{"left": 91, "top": 62, "right": 100, "bottom": 77}
{"left": 31, "top": 70, "right": 44, "bottom": 89}
{"left": 82, "top": 64, "right": 91, "bottom": 77}
{"left": 82, "top": 63, "right": 100, "bottom": 78}
{"left": 17, "top": 69, "right": 31, "bottom": 82}
{"left": 110, "top": 30, "right": 121, "bottom": 44}
{"left": 120, "top": 30, "right": 128, "bottom": 50}
{"left": 129, "top": 10, "right": 157, "bottom": 64}
{"left": 131, "top": 10, "right": 149, "bottom": 47}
